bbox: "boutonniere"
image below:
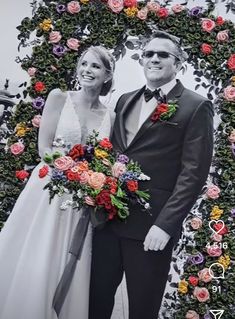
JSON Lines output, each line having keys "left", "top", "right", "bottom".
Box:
{"left": 151, "top": 100, "right": 178, "bottom": 123}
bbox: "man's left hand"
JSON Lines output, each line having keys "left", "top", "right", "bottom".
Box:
{"left": 143, "top": 225, "right": 170, "bottom": 251}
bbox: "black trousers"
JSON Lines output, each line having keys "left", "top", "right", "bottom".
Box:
{"left": 89, "top": 225, "right": 174, "bottom": 319}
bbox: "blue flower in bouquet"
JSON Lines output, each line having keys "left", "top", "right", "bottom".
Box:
{"left": 51, "top": 169, "right": 66, "bottom": 181}
{"left": 119, "top": 171, "right": 138, "bottom": 182}
{"left": 117, "top": 154, "right": 129, "bottom": 164}
{"left": 83, "top": 145, "right": 94, "bottom": 161}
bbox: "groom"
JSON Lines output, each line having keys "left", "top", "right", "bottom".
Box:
{"left": 89, "top": 31, "right": 214, "bottom": 318}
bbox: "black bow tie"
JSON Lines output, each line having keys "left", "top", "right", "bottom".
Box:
{"left": 144, "top": 88, "right": 162, "bottom": 102}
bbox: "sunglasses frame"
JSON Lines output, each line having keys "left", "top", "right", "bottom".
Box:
{"left": 142, "top": 50, "right": 179, "bottom": 60}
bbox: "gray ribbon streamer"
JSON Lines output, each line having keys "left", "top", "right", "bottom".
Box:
{"left": 52, "top": 207, "right": 91, "bottom": 317}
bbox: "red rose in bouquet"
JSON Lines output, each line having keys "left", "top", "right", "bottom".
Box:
{"left": 99, "top": 138, "right": 113, "bottom": 150}
{"left": 127, "top": 180, "right": 138, "bottom": 192}
{"left": 39, "top": 165, "right": 49, "bottom": 178}
{"left": 68, "top": 144, "right": 84, "bottom": 160}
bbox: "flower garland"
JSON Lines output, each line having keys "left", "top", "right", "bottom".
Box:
{"left": 0, "top": 0, "right": 234, "bottom": 317}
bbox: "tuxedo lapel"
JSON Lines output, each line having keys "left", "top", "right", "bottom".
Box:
{"left": 118, "top": 86, "right": 145, "bottom": 149}
{"left": 125, "top": 80, "right": 185, "bottom": 151}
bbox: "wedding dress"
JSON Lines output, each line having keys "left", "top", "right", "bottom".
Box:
{"left": 0, "top": 92, "right": 112, "bottom": 319}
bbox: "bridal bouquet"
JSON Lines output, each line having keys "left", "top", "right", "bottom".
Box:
{"left": 41, "top": 132, "right": 151, "bottom": 222}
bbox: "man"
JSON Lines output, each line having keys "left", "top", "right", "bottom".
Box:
{"left": 89, "top": 31, "right": 214, "bottom": 319}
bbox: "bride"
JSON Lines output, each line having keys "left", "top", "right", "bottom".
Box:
{"left": 0, "top": 45, "right": 115, "bottom": 319}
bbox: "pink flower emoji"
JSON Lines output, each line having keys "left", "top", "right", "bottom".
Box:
{"left": 111, "top": 162, "right": 127, "bottom": 178}
{"left": 185, "top": 310, "right": 200, "bottom": 319}
{"left": 67, "top": 1, "right": 81, "bottom": 14}
{"left": 228, "top": 129, "right": 235, "bottom": 143}
{"left": 224, "top": 85, "right": 235, "bottom": 101}
{"left": 10, "top": 141, "right": 25, "bottom": 155}
{"left": 32, "top": 115, "right": 42, "bottom": 128}
{"left": 216, "top": 30, "right": 229, "bottom": 42}
{"left": 146, "top": 1, "right": 160, "bottom": 12}
{"left": 193, "top": 287, "right": 210, "bottom": 302}
{"left": 207, "top": 245, "right": 222, "bottom": 257}
{"left": 137, "top": 7, "right": 148, "bottom": 20}
{"left": 27, "top": 67, "right": 37, "bottom": 77}
{"left": 201, "top": 18, "right": 216, "bottom": 33}
{"left": 88, "top": 172, "right": 106, "bottom": 189}
{"left": 49, "top": 31, "right": 62, "bottom": 43}
{"left": 54, "top": 156, "right": 74, "bottom": 171}
{"left": 67, "top": 38, "right": 80, "bottom": 51}
{"left": 206, "top": 184, "right": 221, "bottom": 199}
{"left": 107, "top": 0, "right": 124, "bottom": 13}
{"left": 198, "top": 268, "right": 213, "bottom": 283}
{"left": 172, "top": 4, "right": 185, "bottom": 13}
{"left": 190, "top": 217, "right": 202, "bottom": 230}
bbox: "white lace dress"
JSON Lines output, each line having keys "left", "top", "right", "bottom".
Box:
{"left": 0, "top": 92, "right": 112, "bottom": 319}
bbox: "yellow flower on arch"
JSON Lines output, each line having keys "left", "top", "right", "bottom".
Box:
{"left": 210, "top": 205, "right": 223, "bottom": 220}
{"left": 15, "top": 122, "right": 31, "bottom": 137}
{"left": 218, "top": 254, "right": 230, "bottom": 270}
{"left": 80, "top": 0, "right": 89, "bottom": 4}
{"left": 124, "top": 7, "right": 138, "bottom": 18}
{"left": 39, "top": 18, "right": 52, "bottom": 32}
{"left": 178, "top": 279, "right": 188, "bottom": 294}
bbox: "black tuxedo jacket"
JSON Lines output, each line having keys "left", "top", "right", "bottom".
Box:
{"left": 110, "top": 80, "right": 214, "bottom": 243}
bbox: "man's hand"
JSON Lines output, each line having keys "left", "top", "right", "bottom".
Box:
{"left": 143, "top": 225, "right": 170, "bottom": 251}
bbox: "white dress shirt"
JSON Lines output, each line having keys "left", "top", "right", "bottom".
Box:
{"left": 138, "top": 79, "right": 177, "bottom": 130}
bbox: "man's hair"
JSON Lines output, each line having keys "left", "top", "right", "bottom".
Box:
{"left": 146, "top": 31, "right": 188, "bottom": 63}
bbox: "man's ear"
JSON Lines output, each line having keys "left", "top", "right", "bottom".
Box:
{"left": 175, "top": 60, "right": 182, "bottom": 72}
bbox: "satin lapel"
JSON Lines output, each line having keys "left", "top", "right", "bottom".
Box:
{"left": 126, "top": 80, "right": 185, "bottom": 151}
{"left": 118, "top": 86, "right": 146, "bottom": 149}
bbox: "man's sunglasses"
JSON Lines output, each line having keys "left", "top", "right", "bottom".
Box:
{"left": 142, "top": 50, "right": 179, "bottom": 60}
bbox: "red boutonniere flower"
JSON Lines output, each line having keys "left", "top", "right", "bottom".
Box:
{"left": 151, "top": 100, "right": 178, "bottom": 122}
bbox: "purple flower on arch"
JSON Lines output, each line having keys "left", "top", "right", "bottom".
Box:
{"left": 187, "top": 252, "right": 204, "bottom": 265}
{"left": 56, "top": 4, "right": 66, "bottom": 13}
{"left": 32, "top": 97, "right": 45, "bottom": 110}
{"left": 53, "top": 45, "right": 67, "bottom": 57}
{"left": 231, "top": 208, "right": 235, "bottom": 218}
{"left": 189, "top": 6, "right": 203, "bottom": 17}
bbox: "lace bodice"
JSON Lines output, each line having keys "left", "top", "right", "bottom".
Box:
{"left": 52, "top": 92, "right": 112, "bottom": 153}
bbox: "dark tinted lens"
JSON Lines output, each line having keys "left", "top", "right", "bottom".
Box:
{"left": 157, "top": 51, "right": 170, "bottom": 59}
{"left": 143, "top": 51, "right": 154, "bottom": 58}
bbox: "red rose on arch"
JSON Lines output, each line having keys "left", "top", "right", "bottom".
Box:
{"left": 99, "top": 138, "right": 113, "bottom": 150}
{"left": 188, "top": 276, "right": 199, "bottom": 286}
{"left": 227, "top": 54, "right": 235, "bottom": 71}
{"left": 34, "top": 81, "right": 46, "bottom": 92}
{"left": 123, "top": 0, "right": 137, "bottom": 7}
{"left": 201, "top": 43, "right": 212, "bottom": 55}
{"left": 157, "top": 7, "right": 169, "bottom": 19}
{"left": 15, "top": 170, "right": 29, "bottom": 180}
{"left": 213, "top": 222, "right": 229, "bottom": 235}
{"left": 126, "top": 180, "right": 138, "bottom": 192}
{"left": 216, "top": 16, "right": 224, "bottom": 25}
{"left": 68, "top": 144, "right": 84, "bottom": 160}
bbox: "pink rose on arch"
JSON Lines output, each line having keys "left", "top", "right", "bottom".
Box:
{"left": 88, "top": 172, "right": 106, "bottom": 189}
{"left": 201, "top": 18, "right": 216, "bottom": 33}
{"left": 27, "top": 67, "right": 37, "bottom": 77}
{"left": 49, "top": 31, "right": 62, "bottom": 43}
{"left": 198, "top": 268, "right": 213, "bottom": 283}
{"left": 67, "top": 38, "right": 80, "bottom": 51}
{"left": 185, "top": 310, "right": 200, "bottom": 319}
{"left": 206, "top": 184, "right": 221, "bottom": 199}
{"left": 111, "top": 162, "right": 127, "bottom": 178}
{"left": 193, "top": 287, "right": 210, "bottom": 302}
{"left": 54, "top": 156, "right": 74, "bottom": 171}
{"left": 31, "top": 115, "right": 42, "bottom": 127}
{"left": 190, "top": 217, "right": 202, "bottom": 230}
{"left": 10, "top": 141, "right": 25, "bottom": 155}
{"left": 172, "top": 4, "right": 185, "bottom": 13}
{"left": 67, "top": 1, "right": 81, "bottom": 14}
{"left": 146, "top": 1, "right": 160, "bottom": 12}
{"left": 123, "top": 0, "right": 137, "bottom": 7}
{"left": 216, "top": 30, "right": 229, "bottom": 42}
{"left": 212, "top": 233, "right": 223, "bottom": 242}
{"left": 107, "top": 0, "right": 124, "bottom": 13}
{"left": 137, "top": 7, "right": 148, "bottom": 20}
{"left": 224, "top": 85, "right": 235, "bottom": 101}
{"left": 228, "top": 129, "right": 235, "bottom": 143}
{"left": 207, "top": 245, "right": 222, "bottom": 257}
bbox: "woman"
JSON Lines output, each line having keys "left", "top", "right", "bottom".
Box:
{"left": 0, "top": 46, "right": 115, "bottom": 319}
